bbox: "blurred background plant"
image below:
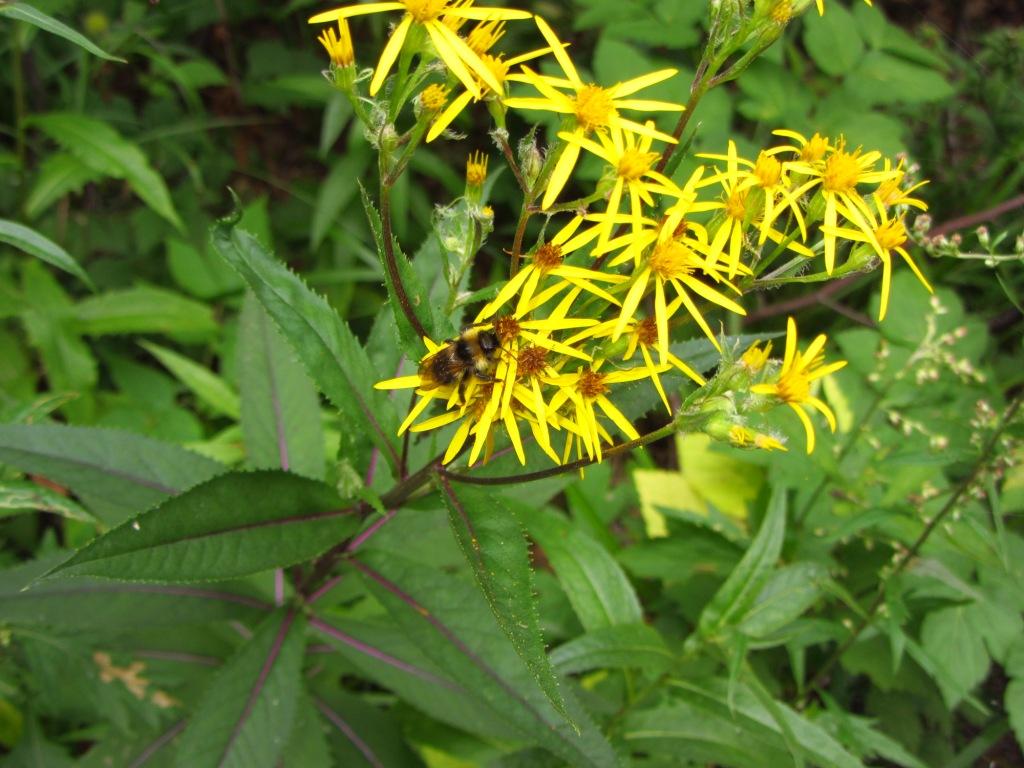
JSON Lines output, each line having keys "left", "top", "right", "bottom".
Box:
{"left": 0, "top": 0, "right": 1022, "bottom": 766}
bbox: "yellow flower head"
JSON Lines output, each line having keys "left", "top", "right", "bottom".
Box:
{"left": 729, "top": 425, "right": 786, "bottom": 452}
{"left": 741, "top": 341, "right": 773, "bottom": 372}
{"left": 815, "top": 0, "right": 873, "bottom": 15}
{"left": 751, "top": 317, "right": 847, "bottom": 453}
{"left": 420, "top": 83, "right": 450, "bottom": 112}
{"left": 466, "top": 150, "right": 489, "bottom": 187}
{"left": 309, "top": 0, "right": 530, "bottom": 98}
{"left": 318, "top": 20, "right": 355, "bottom": 68}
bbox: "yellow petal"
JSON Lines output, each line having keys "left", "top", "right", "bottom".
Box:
{"left": 370, "top": 15, "right": 412, "bottom": 95}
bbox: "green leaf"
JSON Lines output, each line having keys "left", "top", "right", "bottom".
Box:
{"left": 73, "top": 286, "right": 217, "bottom": 339}
{"left": 699, "top": 486, "right": 787, "bottom": 639}
{"left": 360, "top": 185, "right": 455, "bottom": 354}
{"left": 1, "top": 714, "right": 74, "bottom": 768}
{"left": 311, "top": 153, "right": 369, "bottom": 248}
{"left": 237, "top": 293, "right": 325, "bottom": 479}
{"left": 28, "top": 113, "right": 182, "bottom": 230}
{"left": 23, "top": 152, "right": 100, "bottom": 220}
{"left": 210, "top": 215, "right": 400, "bottom": 471}
{"left": 738, "top": 562, "right": 829, "bottom": 639}
{"left": 920, "top": 604, "right": 991, "bottom": 707}
{"left": 353, "top": 552, "right": 621, "bottom": 767}
{"left": 140, "top": 341, "right": 240, "bottom": 419}
{"left": 0, "top": 479, "right": 96, "bottom": 522}
{"left": 166, "top": 238, "right": 243, "bottom": 300}
{"left": 282, "top": 691, "right": 333, "bottom": 768}
{"left": 1, "top": 555, "right": 269, "bottom": 629}
{"left": 175, "top": 609, "right": 305, "bottom": 768}
{"left": 524, "top": 508, "right": 642, "bottom": 631}
{"left": 47, "top": 471, "right": 357, "bottom": 583}
{"left": 803, "top": 3, "right": 865, "bottom": 76}
{"left": 551, "top": 624, "right": 673, "bottom": 675}
{"left": 0, "top": 423, "right": 223, "bottom": 524}
{"left": 437, "top": 478, "right": 567, "bottom": 720}
{"left": 0, "top": 2, "right": 124, "bottom": 61}
{"left": 846, "top": 51, "right": 955, "bottom": 105}
{"left": 0, "top": 219, "right": 93, "bottom": 289}
{"left": 313, "top": 689, "right": 422, "bottom": 768}
{"left": 1008, "top": 679, "right": 1024, "bottom": 752}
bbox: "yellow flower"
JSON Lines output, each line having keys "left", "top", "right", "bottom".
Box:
{"left": 729, "top": 425, "right": 786, "bottom": 452}
{"left": 815, "top": 0, "right": 872, "bottom": 15}
{"left": 318, "top": 20, "right": 356, "bottom": 67}
{"left": 698, "top": 140, "right": 814, "bottom": 277}
{"left": 308, "top": 0, "right": 530, "bottom": 98}
{"left": 751, "top": 317, "right": 847, "bottom": 453}
{"left": 426, "top": 20, "right": 554, "bottom": 142}
{"left": 548, "top": 362, "right": 659, "bottom": 462}
{"left": 741, "top": 340, "right": 772, "bottom": 372}
{"left": 874, "top": 159, "right": 929, "bottom": 211}
{"left": 465, "top": 150, "right": 488, "bottom": 186}
{"left": 503, "top": 16, "right": 684, "bottom": 209}
{"left": 559, "top": 123, "right": 683, "bottom": 251}
{"left": 420, "top": 83, "right": 451, "bottom": 112}
{"left": 781, "top": 135, "right": 900, "bottom": 274}
{"left": 823, "top": 197, "right": 933, "bottom": 321}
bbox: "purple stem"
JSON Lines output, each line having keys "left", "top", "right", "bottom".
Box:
{"left": 345, "top": 509, "right": 396, "bottom": 554}
{"left": 314, "top": 697, "right": 385, "bottom": 768}
{"left": 309, "top": 616, "right": 458, "bottom": 690}
{"left": 128, "top": 719, "right": 187, "bottom": 768}
{"left": 217, "top": 610, "right": 297, "bottom": 767}
{"left": 274, "top": 569, "right": 285, "bottom": 606}
{"left": 307, "top": 573, "right": 344, "bottom": 604}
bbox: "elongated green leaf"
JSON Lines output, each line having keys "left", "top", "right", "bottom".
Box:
{"left": 437, "top": 477, "right": 567, "bottom": 720}
{"left": 1, "top": 555, "right": 269, "bottom": 629}
{"left": 551, "top": 624, "right": 673, "bottom": 675}
{"left": 73, "top": 286, "right": 217, "bottom": 339}
{"left": 237, "top": 293, "right": 324, "bottom": 479}
{"left": 0, "top": 423, "right": 223, "bottom": 523}
{"left": 311, "top": 153, "right": 369, "bottom": 248}
{"left": 313, "top": 689, "right": 422, "bottom": 768}
{"left": 47, "top": 471, "right": 357, "bottom": 583}
{"left": 211, "top": 215, "right": 400, "bottom": 470}
{"left": 699, "top": 486, "right": 787, "bottom": 639}
{"left": 0, "top": 2, "right": 124, "bottom": 61}
{"left": 0, "top": 218, "right": 93, "bottom": 288}
{"left": 353, "top": 552, "right": 621, "bottom": 767}
{"left": 360, "top": 185, "right": 454, "bottom": 354}
{"left": 738, "top": 562, "right": 828, "bottom": 639}
{"left": 0, "top": 479, "right": 96, "bottom": 522}
{"left": 284, "top": 691, "right": 333, "bottom": 768}
{"left": 141, "top": 340, "right": 240, "bottom": 419}
{"left": 2, "top": 714, "right": 74, "bottom": 768}
{"left": 523, "top": 508, "right": 642, "bottom": 631}
{"left": 175, "top": 609, "right": 306, "bottom": 768}
{"left": 24, "top": 152, "right": 100, "bottom": 220}
{"left": 29, "top": 113, "right": 182, "bottom": 229}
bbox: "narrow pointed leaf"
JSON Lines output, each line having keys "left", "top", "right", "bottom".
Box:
{"left": 237, "top": 292, "right": 324, "bottom": 479}
{"left": 0, "top": 480, "right": 96, "bottom": 522}
{"left": 0, "top": 218, "right": 93, "bottom": 289}
{"left": 0, "top": 423, "right": 224, "bottom": 524}
{"left": 437, "top": 477, "right": 568, "bottom": 719}
{"left": 141, "top": 341, "right": 240, "bottom": 419}
{"left": 551, "top": 624, "right": 673, "bottom": 675}
{"left": 29, "top": 113, "right": 181, "bottom": 229}
{"left": 0, "top": 2, "right": 125, "bottom": 61}
{"left": 211, "top": 216, "right": 400, "bottom": 471}
{"left": 46, "top": 471, "right": 357, "bottom": 583}
{"left": 175, "top": 609, "right": 306, "bottom": 768}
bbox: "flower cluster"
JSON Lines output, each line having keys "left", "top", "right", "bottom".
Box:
{"left": 312, "top": 0, "right": 928, "bottom": 466}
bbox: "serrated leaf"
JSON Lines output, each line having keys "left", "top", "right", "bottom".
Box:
{"left": 699, "top": 486, "right": 787, "bottom": 639}
{"left": 211, "top": 215, "right": 400, "bottom": 471}
{"left": 0, "top": 2, "right": 124, "bottom": 61}
{"left": 353, "top": 552, "right": 621, "bottom": 767}
{"left": 0, "top": 218, "right": 93, "bottom": 289}
{"left": 523, "top": 508, "right": 642, "bottom": 631}
{"left": 73, "top": 286, "right": 217, "bottom": 339}
{"left": 23, "top": 152, "right": 100, "bottom": 220}
{"left": 738, "top": 562, "right": 828, "bottom": 639}
{"left": 437, "top": 477, "right": 567, "bottom": 720}
{"left": 920, "top": 604, "right": 990, "bottom": 707}
{"left": 29, "top": 113, "right": 181, "bottom": 229}
{"left": 1, "top": 555, "right": 270, "bottom": 629}
{"left": 141, "top": 341, "right": 240, "bottom": 419}
{"left": 0, "top": 479, "right": 96, "bottom": 522}
{"left": 175, "top": 609, "right": 305, "bottom": 768}
{"left": 360, "top": 185, "right": 454, "bottom": 354}
{"left": 551, "top": 623, "right": 673, "bottom": 675}
{"left": 313, "top": 689, "right": 422, "bottom": 768}
{"left": 237, "top": 293, "right": 325, "bottom": 479}
{"left": 0, "top": 423, "right": 223, "bottom": 524}
{"left": 47, "top": 470, "right": 357, "bottom": 583}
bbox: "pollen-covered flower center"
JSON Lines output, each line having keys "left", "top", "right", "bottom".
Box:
{"left": 648, "top": 240, "right": 696, "bottom": 280}
{"left": 517, "top": 345, "right": 548, "bottom": 378}
{"left": 875, "top": 218, "right": 907, "bottom": 250}
{"left": 724, "top": 189, "right": 749, "bottom": 221}
{"left": 480, "top": 54, "right": 510, "bottom": 89}
{"left": 635, "top": 317, "right": 659, "bottom": 347}
{"left": 493, "top": 315, "right": 520, "bottom": 342}
{"left": 875, "top": 176, "right": 905, "bottom": 207}
{"left": 577, "top": 370, "right": 608, "bottom": 399}
{"left": 822, "top": 150, "right": 862, "bottom": 193}
{"left": 421, "top": 84, "right": 449, "bottom": 112}
{"left": 467, "top": 20, "right": 505, "bottom": 54}
{"left": 574, "top": 85, "right": 616, "bottom": 132}
{"left": 753, "top": 153, "right": 782, "bottom": 188}
{"left": 533, "top": 242, "right": 563, "bottom": 272}
{"left": 775, "top": 369, "right": 810, "bottom": 404}
{"left": 466, "top": 151, "right": 488, "bottom": 186}
{"left": 800, "top": 133, "right": 829, "bottom": 162}
{"left": 769, "top": 0, "right": 793, "bottom": 23}
{"left": 617, "top": 150, "right": 659, "bottom": 181}
{"left": 403, "top": 0, "right": 450, "bottom": 22}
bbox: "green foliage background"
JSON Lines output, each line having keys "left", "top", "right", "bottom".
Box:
{"left": 1, "top": 1, "right": 1023, "bottom": 766}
